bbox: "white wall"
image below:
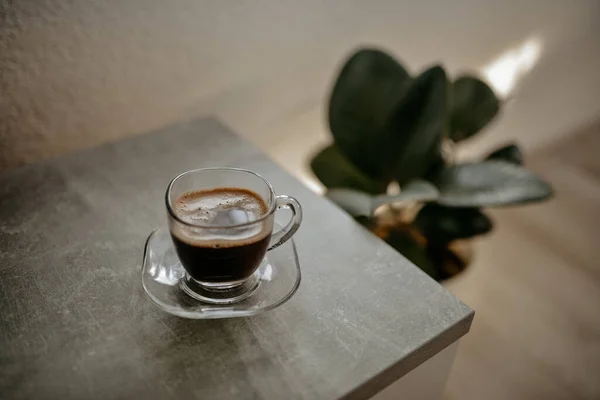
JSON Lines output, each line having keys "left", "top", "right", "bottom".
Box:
{"left": 372, "top": 342, "right": 459, "bottom": 400}
{"left": 2, "top": 1, "right": 599, "bottom": 173}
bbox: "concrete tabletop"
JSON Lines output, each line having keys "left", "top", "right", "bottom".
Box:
{"left": 0, "top": 117, "right": 473, "bottom": 399}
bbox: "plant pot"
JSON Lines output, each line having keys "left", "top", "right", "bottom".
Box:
{"left": 425, "top": 239, "right": 472, "bottom": 281}
{"left": 364, "top": 205, "right": 472, "bottom": 281}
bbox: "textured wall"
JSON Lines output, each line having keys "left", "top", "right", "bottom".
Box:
{"left": 2, "top": 1, "right": 600, "bottom": 169}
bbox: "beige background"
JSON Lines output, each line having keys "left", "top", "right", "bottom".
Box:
{"left": 2, "top": 1, "right": 600, "bottom": 176}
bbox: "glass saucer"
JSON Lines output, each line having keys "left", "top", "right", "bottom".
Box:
{"left": 141, "top": 227, "right": 301, "bottom": 319}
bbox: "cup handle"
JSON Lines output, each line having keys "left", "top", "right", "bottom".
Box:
{"left": 268, "top": 195, "right": 303, "bottom": 251}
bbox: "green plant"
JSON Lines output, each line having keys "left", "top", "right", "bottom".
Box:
{"left": 310, "top": 48, "right": 553, "bottom": 280}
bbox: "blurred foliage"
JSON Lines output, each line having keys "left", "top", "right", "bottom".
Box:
{"left": 485, "top": 143, "right": 524, "bottom": 165}
{"left": 413, "top": 204, "right": 493, "bottom": 244}
{"left": 311, "top": 48, "right": 554, "bottom": 280}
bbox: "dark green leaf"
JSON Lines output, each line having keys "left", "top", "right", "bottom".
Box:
{"left": 389, "top": 65, "right": 448, "bottom": 185}
{"left": 423, "top": 151, "right": 447, "bottom": 181}
{"left": 327, "top": 180, "right": 439, "bottom": 217}
{"left": 414, "top": 204, "right": 493, "bottom": 244}
{"left": 450, "top": 76, "right": 500, "bottom": 141}
{"left": 326, "top": 189, "right": 373, "bottom": 217}
{"left": 386, "top": 228, "right": 438, "bottom": 280}
{"left": 434, "top": 161, "right": 554, "bottom": 207}
{"left": 329, "top": 48, "right": 411, "bottom": 180}
{"left": 373, "top": 180, "right": 439, "bottom": 209}
{"left": 310, "top": 144, "right": 388, "bottom": 194}
{"left": 486, "top": 142, "right": 523, "bottom": 165}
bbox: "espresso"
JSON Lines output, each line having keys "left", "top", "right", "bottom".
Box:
{"left": 170, "top": 187, "right": 271, "bottom": 283}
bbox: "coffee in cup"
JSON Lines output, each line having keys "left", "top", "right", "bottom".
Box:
{"left": 170, "top": 187, "right": 271, "bottom": 283}
{"left": 166, "top": 168, "right": 302, "bottom": 304}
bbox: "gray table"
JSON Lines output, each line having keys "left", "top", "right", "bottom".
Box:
{"left": 0, "top": 117, "right": 473, "bottom": 399}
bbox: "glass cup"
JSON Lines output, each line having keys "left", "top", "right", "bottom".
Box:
{"left": 166, "top": 167, "right": 302, "bottom": 304}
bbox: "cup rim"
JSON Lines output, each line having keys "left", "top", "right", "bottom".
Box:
{"left": 165, "top": 167, "right": 277, "bottom": 229}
